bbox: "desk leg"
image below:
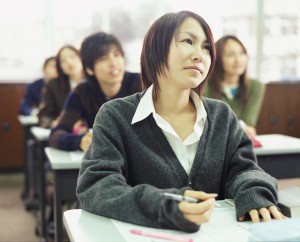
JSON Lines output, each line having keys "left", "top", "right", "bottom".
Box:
{"left": 54, "top": 170, "right": 63, "bottom": 242}
{"left": 22, "top": 126, "right": 32, "bottom": 200}
{"left": 36, "top": 140, "right": 46, "bottom": 239}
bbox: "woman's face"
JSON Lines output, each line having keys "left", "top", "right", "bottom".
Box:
{"left": 43, "top": 59, "right": 58, "bottom": 82}
{"left": 59, "top": 48, "right": 83, "bottom": 77}
{"left": 89, "top": 44, "right": 125, "bottom": 85}
{"left": 164, "top": 17, "right": 212, "bottom": 90}
{"left": 221, "top": 39, "right": 247, "bottom": 77}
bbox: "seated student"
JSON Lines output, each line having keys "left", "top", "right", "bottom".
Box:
{"left": 19, "top": 56, "right": 57, "bottom": 116}
{"left": 204, "top": 35, "right": 265, "bottom": 137}
{"left": 38, "top": 45, "right": 85, "bottom": 128}
{"left": 49, "top": 32, "right": 141, "bottom": 151}
{"left": 76, "top": 11, "right": 284, "bottom": 233}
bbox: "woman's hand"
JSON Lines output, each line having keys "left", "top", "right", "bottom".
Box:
{"left": 178, "top": 190, "right": 217, "bottom": 225}
{"left": 239, "top": 205, "right": 286, "bottom": 222}
{"left": 80, "top": 131, "right": 92, "bottom": 152}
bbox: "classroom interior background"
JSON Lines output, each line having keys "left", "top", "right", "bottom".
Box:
{"left": 0, "top": 0, "right": 300, "bottom": 84}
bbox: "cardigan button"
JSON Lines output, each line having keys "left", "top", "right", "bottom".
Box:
{"left": 188, "top": 179, "right": 192, "bottom": 186}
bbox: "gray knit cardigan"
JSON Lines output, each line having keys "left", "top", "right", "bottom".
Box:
{"left": 76, "top": 92, "right": 278, "bottom": 233}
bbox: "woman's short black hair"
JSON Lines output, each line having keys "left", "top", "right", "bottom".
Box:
{"left": 140, "top": 11, "right": 216, "bottom": 100}
{"left": 80, "top": 32, "right": 124, "bottom": 77}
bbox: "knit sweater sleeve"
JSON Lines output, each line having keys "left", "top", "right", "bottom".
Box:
{"left": 76, "top": 99, "right": 199, "bottom": 233}
{"left": 221, "top": 103, "right": 278, "bottom": 219}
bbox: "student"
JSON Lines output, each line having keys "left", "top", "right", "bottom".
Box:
{"left": 38, "top": 45, "right": 85, "bottom": 128}
{"left": 49, "top": 32, "right": 141, "bottom": 151}
{"left": 204, "top": 35, "right": 265, "bottom": 136}
{"left": 76, "top": 11, "right": 284, "bottom": 233}
{"left": 19, "top": 56, "right": 57, "bottom": 116}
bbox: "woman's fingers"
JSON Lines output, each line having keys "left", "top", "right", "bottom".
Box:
{"left": 183, "top": 203, "right": 214, "bottom": 224}
{"left": 240, "top": 206, "right": 286, "bottom": 223}
{"left": 268, "top": 206, "right": 286, "bottom": 220}
{"left": 178, "top": 198, "right": 216, "bottom": 224}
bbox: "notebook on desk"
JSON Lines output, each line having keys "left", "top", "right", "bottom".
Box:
{"left": 249, "top": 217, "right": 300, "bottom": 242}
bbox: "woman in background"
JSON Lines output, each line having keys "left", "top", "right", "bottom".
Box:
{"left": 38, "top": 45, "right": 85, "bottom": 128}
{"left": 19, "top": 56, "right": 58, "bottom": 116}
{"left": 204, "top": 35, "right": 265, "bottom": 136}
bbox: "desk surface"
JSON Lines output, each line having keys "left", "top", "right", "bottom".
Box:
{"left": 45, "top": 147, "right": 84, "bottom": 170}
{"left": 45, "top": 134, "right": 300, "bottom": 170}
{"left": 18, "top": 115, "right": 38, "bottom": 126}
{"left": 254, "top": 134, "right": 300, "bottom": 155}
{"left": 63, "top": 201, "right": 252, "bottom": 242}
{"left": 30, "top": 126, "right": 51, "bottom": 141}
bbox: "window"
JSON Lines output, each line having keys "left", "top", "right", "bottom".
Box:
{"left": 1, "top": 0, "right": 300, "bottom": 83}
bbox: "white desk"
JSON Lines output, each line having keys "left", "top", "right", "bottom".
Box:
{"left": 63, "top": 205, "right": 300, "bottom": 242}
{"left": 63, "top": 201, "right": 252, "bottom": 242}
{"left": 18, "top": 115, "right": 39, "bottom": 126}
{"left": 254, "top": 134, "right": 300, "bottom": 179}
{"left": 45, "top": 147, "right": 83, "bottom": 170}
{"left": 30, "top": 126, "right": 51, "bottom": 141}
{"left": 255, "top": 134, "right": 300, "bottom": 155}
{"left": 45, "top": 147, "right": 84, "bottom": 242}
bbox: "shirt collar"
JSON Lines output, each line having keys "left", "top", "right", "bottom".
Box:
{"left": 131, "top": 85, "right": 155, "bottom": 124}
{"left": 131, "top": 84, "right": 207, "bottom": 124}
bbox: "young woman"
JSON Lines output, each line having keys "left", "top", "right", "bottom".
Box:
{"left": 76, "top": 11, "right": 284, "bottom": 232}
{"left": 48, "top": 32, "right": 141, "bottom": 151}
{"left": 19, "top": 56, "right": 58, "bottom": 116}
{"left": 204, "top": 35, "right": 265, "bottom": 136}
{"left": 38, "top": 45, "right": 85, "bottom": 128}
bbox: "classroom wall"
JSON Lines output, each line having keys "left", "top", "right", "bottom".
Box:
{"left": 0, "top": 83, "right": 25, "bottom": 170}
{"left": 257, "top": 81, "right": 300, "bottom": 138}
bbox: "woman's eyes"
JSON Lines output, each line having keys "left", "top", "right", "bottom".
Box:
{"left": 182, "top": 38, "right": 193, "bottom": 45}
{"left": 182, "top": 39, "right": 211, "bottom": 51}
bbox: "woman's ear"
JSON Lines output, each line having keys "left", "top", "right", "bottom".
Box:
{"left": 86, "top": 68, "right": 94, "bottom": 76}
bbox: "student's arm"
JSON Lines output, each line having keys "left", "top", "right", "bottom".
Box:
{"left": 239, "top": 79, "right": 266, "bottom": 127}
{"left": 76, "top": 103, "right": 200, "bottom": 233}
{"left": 49, "top": 92, "right": 84, "bottom": 151}
{"left": 223, "top": 110, "right": 279, "bottom": 221}
{"left": 19, "top": 84, "right": 35, "bottom": 115}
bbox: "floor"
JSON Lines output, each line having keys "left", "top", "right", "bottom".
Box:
{"left": 0, "top": 171, "right": 300, "bottom": 242}
{"left": 0, "top": 172, "right": 40, "bottom": 242}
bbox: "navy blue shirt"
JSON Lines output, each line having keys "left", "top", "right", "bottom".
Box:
{"left": 49, "top": 72, "right": 141, "bottom": 151}
{"left": 19, "top": 78, "right": 44, "bottom": 115}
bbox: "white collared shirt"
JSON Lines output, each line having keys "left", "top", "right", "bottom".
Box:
{"left": 132, "top": 85, "right": 207, "bottom": 175}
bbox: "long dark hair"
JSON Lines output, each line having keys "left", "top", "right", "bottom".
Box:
{"left": 55, "top": 45, "right": 81, "bottom": 90}
{"left": 140, "top": 11, "right": 216, "bottom": 101}
{"left": 210, "top": 35, "right": 249, "bottom": 104}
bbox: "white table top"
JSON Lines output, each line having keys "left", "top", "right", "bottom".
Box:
{"left": 254, "top": 134, "right": 300, "bottom": 155}
{"left": 44, "top": 134, "right": 300, "bottom": 170}
{"left": 18, "top": 115, "right": 38, "bottom": 126}
{"left": 64, "top": 204, "right": 300, "bottom": 242}
{"left": 30, "top": 126, "right": 51, "bottom": 141}
{"left": 45, "top": 147, "right": 84, "bottom": 170}
{"left": 63, "top": 201, "right": 250, "bottom": 242}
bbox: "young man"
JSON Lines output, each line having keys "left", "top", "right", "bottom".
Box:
{"left": 49, "top": 32, "right": 141, "bottom": 151}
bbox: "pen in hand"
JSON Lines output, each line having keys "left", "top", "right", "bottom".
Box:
{"left": 162, "top": 192, "right": 220, "bottom": 207}
{"left": 162, "top": 192, "right": 199, "bottom": 203}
